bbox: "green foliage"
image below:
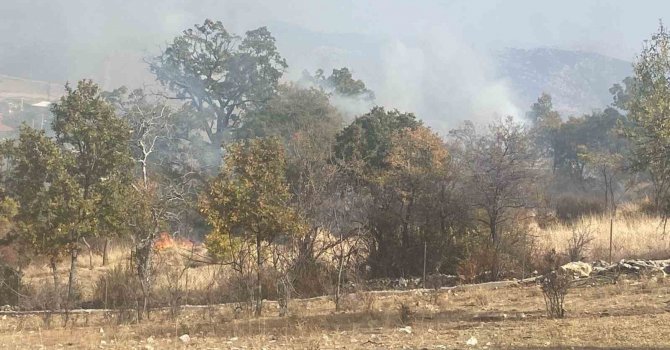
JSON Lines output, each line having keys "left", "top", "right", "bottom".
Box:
{"left": 334, "top": 107, "right": 460, "bottom": 277}
{"left": 237, "top": 83, "right": 342, "bottom": 142}
{"left": 2, "top": 126, "right": 76, "bottom": 258}
{"left": 50, "top": 80, "right": 133, "bottom": 242}
{"left": 201, "top": 137, "right": 304, "bottom": 260}
{"left": 614, "top": 22, "right": 670, "bottom": 214}
{"left": 151, "top": 19, "right": 287, "bottom": 145}
{"left": 302, "top": 67, "right": 375, "bottom": 100}
{"left": 335, "top": 107, "right": 421, "bottom": 177}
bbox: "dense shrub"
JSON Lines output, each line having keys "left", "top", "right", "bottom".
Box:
{"left": 19, "top": 279, "right": 76, "bottom": 311}
{"left": 566, "top": 224, "right": 594, "bottom": 262}
{"left": 0, "top": 264, "right": 20, "bottom": 306}
{"left": 290, "top": 259, "right": 336, "bottom": 298}
{"left": 555, "top": 194, "right": 605, "bottom": 222}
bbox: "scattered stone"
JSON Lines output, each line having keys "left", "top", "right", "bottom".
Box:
{"left": 560, "top": 261, "right": 593, "bottom": 278}
{"left": 398, "top": 326, "right": 412, "bottom": 334}
{"left": 424, "top": 274, "right": 459, "bottom": 289}
{"left": 466, "top": 336, "right": 478, "bottom": 346}
{"left": 179, "top": 334, "right": 190, "bottom": 344}
{"left": 146, "top": 337, "right": 154, "bottom": 344}
{"left": 473, "top": 312, "right": 508, "bottom": 322}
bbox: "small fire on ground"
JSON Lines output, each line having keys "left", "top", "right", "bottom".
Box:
{"left": 154, "top": 232, "right": 196, "bottom": 252}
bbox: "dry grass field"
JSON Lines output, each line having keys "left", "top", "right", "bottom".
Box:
{"left": 536, "top": 211, "right": 670, "bottom": 262}
{"left": 5, "top": 213, "right": 670, "bottom": 349}
{"left": 1, "top": 277, "right": 670, "bottom": 349}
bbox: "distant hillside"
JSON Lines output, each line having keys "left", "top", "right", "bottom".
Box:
{"left": 0, "top": 74, "right": 63, "bottom": 101}
{"left": 495, "top": 48, "right": 632, "bottom": 116}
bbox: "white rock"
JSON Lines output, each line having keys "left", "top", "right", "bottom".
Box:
{"left": 398, "top": 326, "right": 413, "bottom": 334}
{"left": 560, "top": 261, "right": 592, "bottom": 278}
{"left": 179, "top": 334, "right": 190, "bottom": 343}
{"left": 146, "top": 336, "right": 154, "bottom": 344}
{"left": 466, "top": 336, "right": 478, "bottom": 346}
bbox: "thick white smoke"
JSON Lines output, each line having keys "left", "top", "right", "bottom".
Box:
{"left": 373, "top": 25, "right": 521, "bottom": 133}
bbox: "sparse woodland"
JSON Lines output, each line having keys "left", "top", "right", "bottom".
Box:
{"left": 2, "top": 19, "right": 670, "bottom": 328}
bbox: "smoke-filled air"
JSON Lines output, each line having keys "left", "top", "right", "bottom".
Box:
{"left": 2, "top": 1, "right": 670, "bottom": 348}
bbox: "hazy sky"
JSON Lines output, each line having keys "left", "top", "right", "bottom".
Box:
{"left": 1, "top": 0, "right": 668, "bottom": 128}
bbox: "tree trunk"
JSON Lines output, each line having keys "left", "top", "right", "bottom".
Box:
{"left": 49, "top": 257, "right": 61, "bottom": 310}
{"left": 82, "top": 237, "right": 93, "bottom": 270}
{"left": 255, "top": 235, "right": 263, "bottom": 317}
{"left": 102, "top": 238, "right": 109, "bottom": 266}
{"left": 490, "top": 219, "right": 500, "bottom": 280}
{"left": 136, "top": 235, "right": 155, "bottom": 320}
{"left": 65, "top": 247, "right": 79, "bottom": 324}
{"left": 335, "top": 251, "right": 344, "bottom": 312}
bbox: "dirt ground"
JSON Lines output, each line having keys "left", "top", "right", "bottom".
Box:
{"left": 1, "top": 277, "right": 670, "bottom": 349}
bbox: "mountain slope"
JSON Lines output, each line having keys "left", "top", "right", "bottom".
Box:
{"left": 495, "top": 47, "right": 632, "bottom": 116}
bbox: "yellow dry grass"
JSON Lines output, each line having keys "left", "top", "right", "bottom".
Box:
{"left": 1, "top": 278, "right": 669, "bottom": 349}
{"left": 535, "top": 211, "right": 670, "bottom": 262}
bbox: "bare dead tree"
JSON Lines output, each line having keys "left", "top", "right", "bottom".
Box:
{"left": 111, "top": 88, "right": 199, "bottom": 320}
{"left": 452, "top": 118, "right": 539, "bottom": 279}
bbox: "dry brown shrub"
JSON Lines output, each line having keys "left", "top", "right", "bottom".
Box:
{"left": 472, "top": 288, "right": 490, "bottom": 307}
{"left": 398, "top": 302, "right": 414, "bottom": 325}
{"left": 566, "top": 224, "right": 594, "bottom": 262}
{"left": 539, "top": 249, "right": 570, "bottom": 318}
{"left": 92, "top": 264, "right": 140, "bottom": 310}
{"left": 457, "top": 247, "right": 496, "bottom": 283}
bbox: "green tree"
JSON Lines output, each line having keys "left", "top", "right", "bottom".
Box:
{"left": 334, "top": 108, "right": 461, "bottom": 277}
{"left": 528, "top": 93, "right": 562, "bottom": 172}
{"left": 239, "top": 83, "right": 349, "bottom": 295}
{"left": 200, "top": 137, "right": 304, "bottom": 316}
{"left": 335, "top": 106, "right": 421, "bottom": 177}
{"left": 1, "top": 126, "right": 77, "bottom": 309}
{"left": 614, "top": 23, "right": 670, "bottom": 215}
{"left": 237, "top": 83, "right": 342, "bottom": 141}
{"left": 50, "top": 80, "right": 133, "bottom": 312}
{"left": 150, "top": 19, "right": 287, "bottom": 147}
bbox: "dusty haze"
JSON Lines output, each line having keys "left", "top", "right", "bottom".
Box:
{"left": 1, "top": 0, "right": 667, "bottom": 130}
